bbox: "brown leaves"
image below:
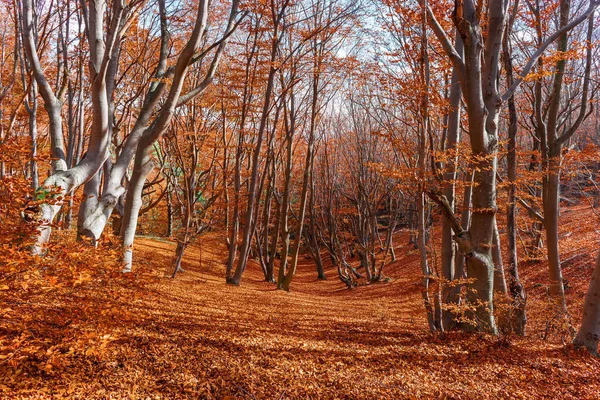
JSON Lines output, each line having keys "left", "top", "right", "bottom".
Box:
{"left": 2, "top": 231, "right": 599, "bottom": 398}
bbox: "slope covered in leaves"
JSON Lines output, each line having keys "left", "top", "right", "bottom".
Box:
{"left": 1, "top": 208, "right": 600, "bottom": 399}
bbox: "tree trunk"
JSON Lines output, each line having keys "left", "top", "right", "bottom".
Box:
{"left": 276, "top": 128, "right": 293, "bottom": 289}
{"left": 22, "top": 0, "right": 122, "bottom": 254}
{"left": 419, "top": 192, "right": 436, "bottom": 332}
{"left": 121, "top": 156, "right": 154, "bottom": 272}
{"left": 543, "top": 163, "right": 567, "bottom": 311}
{"left": 573, "top": 251, "right": 600, "bottom": 356}
{"left": 308, "top": 170, "right": 326, "bottom": 280}
{"left": 441, "top": 32, "right": 462, "bottom": 330}
{"left": 492, "top": 217, "right": 508, "bottom": 294}
{"left": 502, "top": 4, "right": 527, "bottom": 334}
{"left": 229, "top": 23, "right": 280, "bottom": 285}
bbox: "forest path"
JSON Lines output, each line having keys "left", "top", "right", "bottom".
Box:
{"left": 2, "top": 208, "right": 600, "bottom": 398}
{"left": 127, "top": 220, "right": 599, "bottom": 399}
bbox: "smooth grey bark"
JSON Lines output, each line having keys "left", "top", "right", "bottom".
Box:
{"left": 82, "top": 0, "right": 243, "bottom": 245}
{"left": 424, "top": 0, "right": 598, "bottom": 334}
{"left": 121, "top": 0, "right": 241, "bottom": 272}
{"left": 528, "top": 2, "right": 596, "bottom": 313}
{"left": 78, "top": 14, "right": 123, "bottom": 241}
{"left": 23, "top": 0, "right": 125, "bottom": 254}
{"left": 441, "top": 32, "right": 463, "bottom": 330}
{"left": 492, "top": 217, "right": 508, "bottom": 294}
{"left": 573, "top": 251, "right": 600, "bottom": 356}
{"left": 25, "top": 78, "right": 38, "bottom": 189}
{"left": 121, "top": 0, "right": 210, "bottom": 271}
{"left": 528, "top": 2, "right": 596, "bottom": 273}
{"left": 425, "top": 0, "right": 506, "bottom": 334}
{"left": 79, "top": 0, "right": 170, "bottom": 242}
{"left": 502, "top": 0, "right": 526, "bottom": 335}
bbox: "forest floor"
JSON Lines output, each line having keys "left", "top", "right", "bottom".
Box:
{"left": 2, "top": 206, "right": 600, "bottom": 399}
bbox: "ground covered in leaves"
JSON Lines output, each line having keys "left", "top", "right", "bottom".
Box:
{"left": 2, "top": 207, "right": 600, "bottom": 399}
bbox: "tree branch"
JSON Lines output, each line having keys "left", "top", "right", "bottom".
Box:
{"left": 501, "top": 0, "right": 600, "bottom": 102}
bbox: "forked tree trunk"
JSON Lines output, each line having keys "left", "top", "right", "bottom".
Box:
{"left": 425, "top": 0, "right": 596, "bottom": 335}
{"left": 121, "top": 0, "right": 209, "bottom": 270}
{"left": 120, "top": 0, "right": 240, "bottom": 271}
{"left": 538, "top": 4, "right": 595, "bottom": 314}
{"left": 22, "top": 0, "right": 124, "bottom": 254}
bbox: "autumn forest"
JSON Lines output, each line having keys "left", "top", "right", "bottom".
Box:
{"left": 2, "top": 0, "right": 600, "bottom": 398}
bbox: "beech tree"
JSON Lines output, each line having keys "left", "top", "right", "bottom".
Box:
{"left": 121, "top": 0, "right": 242, "bottom": 271}
{"left": 22, "top": 0, "right": 136, "bottom": 254}
{"left": 421, "top": 0, "right": 599, "bottom": 333}
{"left": 528, "top": 1, "right": 596, "bottom": 315}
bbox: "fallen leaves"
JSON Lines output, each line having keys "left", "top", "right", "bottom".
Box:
{"left": 1, "top": 225, "right": 600, "bottom": 398}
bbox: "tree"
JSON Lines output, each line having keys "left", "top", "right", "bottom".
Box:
{"left": 423, "top": 0, "right": 598, "bottom": 333}
{"left": 574, "top": 249, "right": 600, "bottom": 355}
{"left": 121, "top": 0, "right": 242, "bottom": 271}
{"left": 22, "top": 0, "right": 133, "bottom": 254}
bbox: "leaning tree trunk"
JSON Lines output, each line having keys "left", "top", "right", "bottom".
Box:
{"left": 120, "top": 0, "right": 240, "bottom": 272}
{"left": 120, "top": 0, "right": 212, "bottom": 271}
{"left": 22, "top": 0, "right": 126, "bottom": 254}
{"left": 78, "top": 0, "right": 171, "bottom": 243}
{"left": 121, "top": 155, "right": 154, "bottom": 272}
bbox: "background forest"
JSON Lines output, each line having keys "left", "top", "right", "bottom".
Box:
{"left": 2, "top": 0, "right": 600, "bottom": 398}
